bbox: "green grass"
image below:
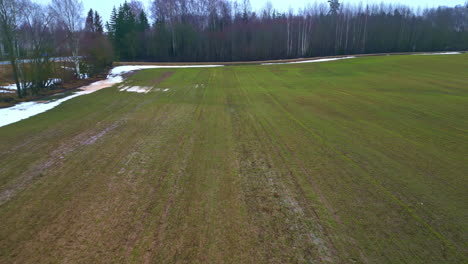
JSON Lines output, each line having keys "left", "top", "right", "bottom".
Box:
{"left": 0, "top": 54, "right": 467, "bottom": 263}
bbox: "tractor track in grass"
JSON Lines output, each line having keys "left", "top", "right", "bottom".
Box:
{"left": 141, "top": 72, "right": 209, "bottom": 263}
{"left": 116, "top": 103, "right": 189, "bottom": 260}
{"left": 257, "top": 115, "right": 369, "bottom": 264}
{"left": 142, "top": 130, "right": 196, "bottom": 264}
{"left": 0, "top": 94, "right": 144, "bottom": 206}
{"left": 0, "top": 121, "right": 122, "bottom": 206}
{"left": 232, "top": 69, "right": 340, "bottom": 263}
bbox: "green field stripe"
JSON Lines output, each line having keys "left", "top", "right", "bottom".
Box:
{"left": 247, "top": 68, "right": 461, "bottom": 257}
{"left": 232, "top": 69, "right": 348, "bottom": 262}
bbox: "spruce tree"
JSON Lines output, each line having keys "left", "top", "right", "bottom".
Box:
{"left": 94, "top": 11, "right": 104, "bottom": 34}
{"left": 328, "top": 0, "right": 340, "bottom": 15}
{"left": 85, "top": 9, "right": 95, "bottom": 33}
{"left": 138, "top": 11, "right": 149, "bottom": 32}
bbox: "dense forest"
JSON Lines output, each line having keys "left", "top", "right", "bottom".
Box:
{"left": 0, "top": 0, "right": 467, "bottom": 96}
{"left": 109, "top": 0, "right": 468, "bottom": 62}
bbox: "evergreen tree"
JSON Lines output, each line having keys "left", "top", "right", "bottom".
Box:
{"left": 85, "top": 9, "right": 95, "bottom": 32}
{"left": 136, "top": 10, "right": 150, "bottom": 59}
{"left": 82, "top": 9, "right": 113, "bottom": 76}
{"left": 106, "top": 6, "right": 118, "bottom": 38}
{"left": 94, "top": 11, "right": 104, "bottom": 34}
{"left": 113, "top": 2, "right": 138, "bottom": 60}
{"left": 137, "top": 11, "right": 149, "bottom": 32}
{"left": 328, "top": 0, "right": 340, "bottom": 15}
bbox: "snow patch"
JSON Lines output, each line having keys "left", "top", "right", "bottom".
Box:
{"left": 0, "top": 84, "right": 18, "bottom": 91}
{"left": 109, "top": 64, "right": 223, "bottom": 77}
{"left": 0, "top": 63, "right": 223, "bottom": 128}
{"left": 0, "top": 78, "right": 120, "bottom": 128}
{"left": 0, "top": 90, "right": 15, "bottom": 94}
{"left": 415, "top": 52, "right": 461, "bottom": 55}
{"left": 79, "top": 79, "right": 121, "bottom": 93}
{"left": 0, "top": 78, "right": 61, "bottom": 92}
{"left": 122, "top": 86, "right": 153, "bottom": 93}
{"left": 262, "top": 56, "right": 356, "bottom": 65}
{"left": 79, "top": 73, "right": 89, "bottom": 79}
{"left": 0, "top": 91, "right": 87, "bottom": 127}
{"left": 0, "top": 84, "right": 16, "bottom": 93}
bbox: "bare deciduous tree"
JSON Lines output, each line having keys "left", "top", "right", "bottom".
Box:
{"left": 50, "top": 0, "right": 84, "bottom": 78}
{"left": 0, "top": 0, "right": 28, "bottom": 97}
{"left": 19, "top": 2, "right": 55, "bottom": 94}
{"left": 128, "top": 0, "right": 145, "bottom": 17}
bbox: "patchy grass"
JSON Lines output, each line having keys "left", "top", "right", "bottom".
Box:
{"left": 0, "top": 54, "right": 467, "bottom": 263}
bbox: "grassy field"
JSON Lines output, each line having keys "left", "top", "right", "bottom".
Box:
{"left": 0, "top": 54, "right": 467, "bottom": 263}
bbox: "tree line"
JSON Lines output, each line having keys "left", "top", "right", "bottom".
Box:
{"left": 112, "top": 0, "right": 467, "bottom": 62}
{"left": 1, "top": 0, "right": 467, "bottom": 97}
{"left": 0, "top": 0, "right": 112, "bottom": 98}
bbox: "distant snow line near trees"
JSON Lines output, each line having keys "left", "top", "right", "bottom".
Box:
{"left": 0, "top": 65, "right": 223, "bottom": 128}
{"left": 0, "top": 51, "right": 464, "bottom": 128}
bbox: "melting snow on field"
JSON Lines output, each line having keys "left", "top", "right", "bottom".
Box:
{"left": 120, "top": 86, "right": 153, "bottom": 93}
{"left": 0, "top": 84, "right": 17, "bottom": 93}
{"left": 109, "top": 64, "right": 223, "bottom": 77}
{"left": 1, "top": 84, "right": 17, "bottom": 90}
{"left": 0, "top": 91, "right": 87, "bottom": 127}
{"left": 0, "top": 64, "right": 223, "bottom": 127}
{"left": 262, "top": 56, "right": 356, "bottom": 65}
{"left": 119, "top": 86, "right": 171, "bottom": 93}
{"left": 415, "top": 52, "right": 462, "bottom": 55}
{"left": 1, "top": 79, "right": 62, "bottom": 93}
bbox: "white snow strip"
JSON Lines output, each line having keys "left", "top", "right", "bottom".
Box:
{"left": 0, "top": 91, "right": 87, "bottom": 127}
{"left": 0, "top": 90, "right": 15, "bottom": 94}
{"left": 109, "top": 64, "right": 223, "bottom": 77}
{"left": 1, "top": 78, "right": 61, "bottom": 92}
{"left": 0, "top": 84, "right": 18, "bottom": 90}
{"left": 123, "top": 86, "right": 153, "bottom": 93}
{"left": 0, "top": 78, "right": 121, "bottom": 128}
{"left": 0, "top": 64, "right": 222, "bottom": 127}
{"left": 49, "top": 78, "right": 62, "bottom": 85}
{"left": 79, "top": 73, "right": 90, "bottom": 79}
{"left": 262, "top": 56, "right": 356, "bottom": 65}
{"left": 415, "top": 52, "right": 462, "bottom": 55}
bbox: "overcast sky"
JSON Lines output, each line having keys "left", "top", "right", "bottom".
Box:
{"left": 36, "top": 0, "right": 466, "bottom": 24}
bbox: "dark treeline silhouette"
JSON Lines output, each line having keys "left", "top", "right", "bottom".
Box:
{"left": 108, "top": 0, "right": 468, "bottom": 62}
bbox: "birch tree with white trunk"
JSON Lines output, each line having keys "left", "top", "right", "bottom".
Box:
{"left": 50, "top": 0, "right": 83, "bottom": 79}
